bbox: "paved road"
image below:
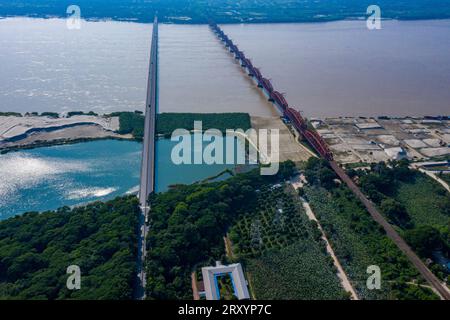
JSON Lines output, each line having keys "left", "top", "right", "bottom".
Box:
{"left": 330, "top": 160, "right": 450, "bottom": 300}
{"left": 135, "top": 17, "right": 158, "bottom": 300}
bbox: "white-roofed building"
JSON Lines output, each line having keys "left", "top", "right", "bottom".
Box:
{"left": 201, "top": 262, "right": 250, "bottom": 300}
{"left": 384, "top": 147, "right": 407, "bottom": 160}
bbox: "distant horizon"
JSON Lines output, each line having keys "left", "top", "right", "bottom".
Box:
{"left": 2, "top": 0, "right": 450, "bottom": 24}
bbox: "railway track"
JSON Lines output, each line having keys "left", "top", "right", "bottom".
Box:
{"left": 209, "top": 22, "right": 450, "bottom": 300}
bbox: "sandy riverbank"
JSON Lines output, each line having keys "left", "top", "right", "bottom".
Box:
{"left": 0, "top": 115, "right": 132, "bottom": 152}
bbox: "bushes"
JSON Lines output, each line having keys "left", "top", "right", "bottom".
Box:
{"left": 110, "top": 112, "right": 145, "bottom": 140}
{"left": 0, "top": 196, "right": 139, "bottom": 300}
{"left": 40, "top": 112, "right": 59, "bottom": 118}
{"left": 304, "top": 157, "right": 337, "bottom": 189}
{"left": 379, "top": 198, "right": 412, "bottom": 229}
{"left": 0, "top": 112, "right": 22, "bottom": 117}
{"left": 67, "top": 111, "right": 98, "bottom": 117}
{"left": 404, "top": 226, "right": 446, "bottom": 258}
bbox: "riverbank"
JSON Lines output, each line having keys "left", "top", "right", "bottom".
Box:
{"left": 0, "top": 113, "right": 132, "bottom": 153}
{"left": 2, "top": 0, "right": 450, "bottom": 24}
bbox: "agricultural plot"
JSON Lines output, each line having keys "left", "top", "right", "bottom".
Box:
{"left": 304, "top": 186, "right": 438, "bottom": 300}
{"left": 229, "top": 186, "right": 346, "bottom": 300}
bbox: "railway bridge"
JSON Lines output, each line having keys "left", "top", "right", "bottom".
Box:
{"left": 209, "top": 22, "right": 450, "bottom": 300}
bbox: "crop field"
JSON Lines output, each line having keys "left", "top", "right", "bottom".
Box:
{"left": 304, "top": 186, "right": 438, "bottom": 300}
{"left": 229, "top": 186, "right": 346, "bottom": 299}
{"left": 229, "top": 186, "right": 309, "bottom": 257}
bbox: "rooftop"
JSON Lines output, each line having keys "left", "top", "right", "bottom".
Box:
{"left": 201, "top": 262, "right": 250, "bottom": 300}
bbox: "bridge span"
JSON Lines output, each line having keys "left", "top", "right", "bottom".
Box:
{"left": 209, "top": 22, "right": 450, "bottom": 300}
{"left": 135, "top": 17, "right": 158, "bottom": 300}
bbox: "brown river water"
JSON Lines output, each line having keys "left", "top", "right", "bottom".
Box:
{"left": 1, "top": 18, "right": 449, "bottom": 117}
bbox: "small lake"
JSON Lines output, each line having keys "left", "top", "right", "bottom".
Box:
{"left": 0, "top": 139, "right": 142, "bottom": 219}
{"left": 155, "top": 133, "right": 245, "bottom": 192}
{"left": 0, "top": 136, "right": 244, "bottom": 219}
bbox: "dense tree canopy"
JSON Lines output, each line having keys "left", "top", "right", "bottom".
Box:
{"left": 404, "top": 226, "right": 445, "bottom": 258}
{"left": 156, "top": 113, "right": 251, "bottom": 138}
{"left": 145, "top": 161, "right": 295, "bottom": 299}
{"left": 304, "top": 157, "right": 337, "bottom": 189}
{"left": 0, "top": 196, "right": 139, "bottom": 300}
{"left": 108, "top": 112, "right": 252, "bottom": 141}
{"left": 354, "top": 160, "right": 450, "bottom": 281}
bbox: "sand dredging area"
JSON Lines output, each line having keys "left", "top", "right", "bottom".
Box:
{"left": 0, "top": 114, "right": 131, "bottom": 151}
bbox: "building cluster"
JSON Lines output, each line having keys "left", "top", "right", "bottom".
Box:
{"left": 312, "top": 117, "right": 450, "bottom": 164}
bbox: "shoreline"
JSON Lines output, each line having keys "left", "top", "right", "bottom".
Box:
{"left": 0, "top": 135, "right": 136, "bottom": 155}
{"left": 2, "top": 15, "right": 450, "bottom": 26}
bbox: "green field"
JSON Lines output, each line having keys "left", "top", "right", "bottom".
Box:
{"left": 229, "top": 186, "right": 346, "bottom": 300}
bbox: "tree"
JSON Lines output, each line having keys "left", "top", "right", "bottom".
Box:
{"left": 404, "top": 226, "right": 443, "bottom": 258}
{"left": 380, "top": 198, "right": 412, "bottom": 228}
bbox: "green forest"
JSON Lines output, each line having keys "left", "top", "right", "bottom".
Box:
{"left": 144, "top": 161, "right": 295, "bottom": 299}
{"left": 0, "top": 196, "right": 139, "bottom": 300}
{"left": 109, "top": 111, "right": 145, "bottom": 140}
{"left": 108, "top": 111, "right": 251, "bottom": 141}
{"left": 2, "top": 0, "right": 450, "bottom": 23}
{"left": 110, "top": 111, "right": 251, "bottom": 140}
{"left": 156, "top": 113, "right": 251, "bottom": 138}
{"left": 303, "top": 158, "right": 439, "bottom": 300}
{"left": 354, "top": 161, "right": 450, "bottom": 282}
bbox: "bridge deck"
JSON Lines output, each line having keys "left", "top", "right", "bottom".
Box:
{"left": 135, "top": 17, "right": 158, "bottom": 300}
